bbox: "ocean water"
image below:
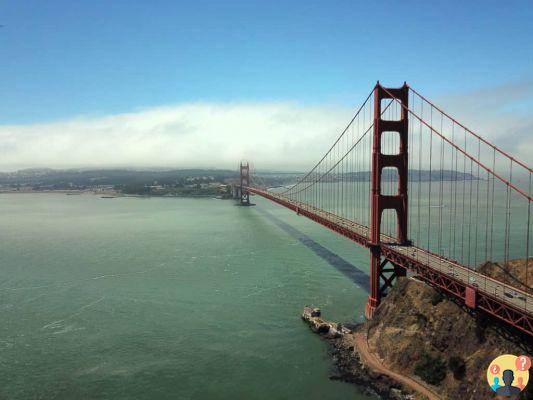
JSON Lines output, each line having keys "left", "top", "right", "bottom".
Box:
{"left": 0, "top": 193, "right": 374, "bottom": 400}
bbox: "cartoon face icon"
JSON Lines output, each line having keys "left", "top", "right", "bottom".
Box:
{"left": 517, "top": 377, "right": 525, "bottom": 390}
{"left": 487, "top": 355, "right": 530, "bottom": 397}
{"left": 496, "top": 369, "right": 521, "bottom": 396}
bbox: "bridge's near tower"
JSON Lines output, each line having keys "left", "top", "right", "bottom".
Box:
{"left": 240, "top": 162, "right": 250, "bottom": 206}
{"left": 365, "top": 83, "right": 410, "bottom": 319}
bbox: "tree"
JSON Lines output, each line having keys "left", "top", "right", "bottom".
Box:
{"left": 430, "top": 290, "right": 444, "bottom": 306}
{"left": 414, "top": 352, "right": 447, "bottom": 385}
{"left": 448, "top": 356, "right": 466, "bottom": 380}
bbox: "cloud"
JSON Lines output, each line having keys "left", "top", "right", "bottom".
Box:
{"left": 433, "top": 80, "right": 533, "bottom": 166}
{"left": 0, "top": 81, "right": 531, "bottom": 172}
{"left": 0, "top": 102, "right": 353, "bottom": 172}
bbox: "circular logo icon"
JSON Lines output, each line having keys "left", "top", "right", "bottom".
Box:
{"left": 487, "top": 354, "right": 530, "bottom": 396}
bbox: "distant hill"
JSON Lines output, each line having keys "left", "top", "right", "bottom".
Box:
{"left": 258, "top": 169, "right": 479, "bottom": 184}
{"left": 0, "top": 168, "right": 237, "bottom": 187}
{"left": 0, "top": 168, "right": 479, "bottom": 189}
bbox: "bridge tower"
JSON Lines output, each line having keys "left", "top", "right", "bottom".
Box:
{"left": 240, "top": 162, "right": 250, "bottom": 206}
{"left": 365, "top": 83, "right": 410, "bottom": 319}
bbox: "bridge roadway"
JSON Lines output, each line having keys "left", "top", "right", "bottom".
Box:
{"left": 247, "top": 187, "right": 533, "bottom": 336}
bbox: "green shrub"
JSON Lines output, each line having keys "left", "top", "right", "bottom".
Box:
{"left": 475, "top": 315, "right": 488, "bottom": 343}
{"left": 430, "top": 290, "right": 444, "bottom": 306}
{"left": 448, "top": 356, "right": 466, "bottom": 379}
{"left": 414, "top": 352, "right": 447, "bottom": 385}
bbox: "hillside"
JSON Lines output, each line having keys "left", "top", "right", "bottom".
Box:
{"left": 329, "top": 271, "right": 532, "bottom": 399}
{"left": 478, "top": 259, "right": 533, "bottom": 294}
{"left": 0, "top": 168, "right": 478, "bottom": 188}
{"left": 0, "top": 168, "right": 237, "bottom": 187}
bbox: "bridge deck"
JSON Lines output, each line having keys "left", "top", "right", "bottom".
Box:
{"left": 248, "top": 187, "right": 533, "bottom": 336}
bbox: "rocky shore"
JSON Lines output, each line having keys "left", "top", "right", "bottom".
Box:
{"left": 330, "top": 335, "right": 418, "bottom": 400}
{"left": 303, "top": 268, "right": 533, "bottom": 400}
{"left": 302, "top": 307, "right": 416, "bottom": 400}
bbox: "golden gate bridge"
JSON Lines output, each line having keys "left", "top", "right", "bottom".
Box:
{"left": 237, "top": 82, "right": 532, "bottom": 337}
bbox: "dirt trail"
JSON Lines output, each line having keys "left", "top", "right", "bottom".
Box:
{"left": 353, "top": 333, "right": 441, "bottom": 400}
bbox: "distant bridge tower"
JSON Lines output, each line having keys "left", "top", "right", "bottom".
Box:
{"left": 365, "top": 83, "right": 410, "bottom": 319}
{"left": 240, "top": 162, "right": 250, "bottom": 206}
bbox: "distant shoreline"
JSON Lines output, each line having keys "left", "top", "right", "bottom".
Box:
{"left": 0, "top": 190, "right": 227, "bottom": 199}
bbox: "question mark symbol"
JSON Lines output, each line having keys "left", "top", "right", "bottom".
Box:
{"left": 491, "top": 364, "right": 500, "bottom": 374}
{"left": 515, "top": 355, "right": 531, "bottom": 371}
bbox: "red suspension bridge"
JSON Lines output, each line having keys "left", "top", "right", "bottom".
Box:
{"left": 237, "top": 82, "right": 533, "bottom": 337}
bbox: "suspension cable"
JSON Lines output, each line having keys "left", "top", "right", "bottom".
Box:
{"left": 280, "top": 88, "right": 375, "bottom": 195}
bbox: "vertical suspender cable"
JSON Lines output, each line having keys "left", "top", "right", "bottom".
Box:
{"left": 490, "top": 149, "right": 496, "bottom": 261}
{"left": 474, "top": 139, "right": 481, "bottom": 267}
{"left": 438, "top": 113, "right": 444, "bottom": 263}
{"left": 504, "top": 161, "right": 513, "bottom": 265}
{"left": 428, "top": 105, "right": 433, "bottom": 252}
{"left": 484, "top": 167, "right": 490, "bottom": 262}
{"left": 418, "top": 100, "right": 422, "bottom": 248}
{"left": 467, "top": 158, "right": 474, "bottom": 267}
{"left": 461, "top": 128, "right": 467, "bottom": 264}
{"left": 526, "top": 172, "right": 531, "bottom": 289}
{"left": 450, "top": 122, "right": 457, "bottom": 260}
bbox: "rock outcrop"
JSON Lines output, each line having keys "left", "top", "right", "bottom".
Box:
{"left": 301, "top": 307, "right": 350, "bottom": 338}
{"left": 304, "top": 258, "right": 533, "bottom": 399}
{"left": 302, "top": 306, "right": 416, "bottom": 399}
{"left": 344, "top": 276, "right": 531, "bottom": 399}
{"left": 478, "top": 259, "right": 532, "bottom": 294}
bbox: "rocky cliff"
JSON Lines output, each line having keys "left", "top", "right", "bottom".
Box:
{"left": 328, "top": 270, "right": 532, "bottom": 399}
{"left": 363, "top": 277, "right": 531, "bottom": 399}
{"left": 478, "top": 259, "right": 532, "bottom": 294}
{"left": 320, "top": 260, "right": 533, "bottom": 400}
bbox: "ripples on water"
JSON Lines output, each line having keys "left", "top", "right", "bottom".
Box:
{"left": 0, "top": 194, "right": 374, "bottom": 400}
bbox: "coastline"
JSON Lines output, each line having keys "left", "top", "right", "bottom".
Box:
{"left": 302, "top": 308, "right": 424, "bottom": 399}
{"left": 0, "top": 190, "right": 229, "bottom": 199}
{"left": 330, "top": 329, "right": 441, "bottom": 400}
{"left": 305, "top": 271, "right": 533, "bottom": 400}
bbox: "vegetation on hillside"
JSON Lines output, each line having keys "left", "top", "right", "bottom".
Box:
{"left": 414, "top": 352, "right": 447, "bottom": 385}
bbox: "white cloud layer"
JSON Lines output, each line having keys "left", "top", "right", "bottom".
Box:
{"left": 0, "top": 102, "right": 352, "bottom": 172}
{"left": 435, "top": 81, "right": 533, "bottom": 166}
{"left": 0, "top": 82, "right": 531, "bottom": 172}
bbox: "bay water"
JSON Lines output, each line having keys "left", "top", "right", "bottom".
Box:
{"left": 0, "top": 193, "right": 374, "bottom": 400}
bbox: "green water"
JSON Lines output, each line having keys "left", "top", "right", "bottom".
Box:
{"left": 0, "top": 194, "right": 374, "bottom": 400}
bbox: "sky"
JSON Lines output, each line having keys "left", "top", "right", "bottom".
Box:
{"left": 1, "top": 0, "right": 532, "bottom": 171}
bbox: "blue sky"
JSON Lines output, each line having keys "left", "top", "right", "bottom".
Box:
{"left": 2, "top": 0, "right": 532, "bottom": 124}
{"left": 0, "top": 1, "right": 532, "bottom": 171}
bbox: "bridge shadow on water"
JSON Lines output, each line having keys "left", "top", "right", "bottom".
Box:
{"left": 255, "top": 208, "right": 370, "bottom": 292}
